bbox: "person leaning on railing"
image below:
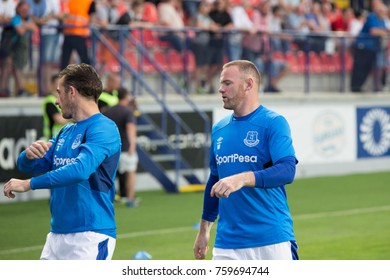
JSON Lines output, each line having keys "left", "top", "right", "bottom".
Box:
{"left": 0, "top": 1, "right": 37, "bottom": 97}
{"left": 350, "top": 0, "right": 389, "bottom": 93}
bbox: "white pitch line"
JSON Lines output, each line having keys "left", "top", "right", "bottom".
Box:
{"left": 117, "top": 226, "right": 194, "bottom": 239}
{"left": 294, "top": 205, "right": 390, "bottom": 220}
{"left": 1, "top": 205, "right": 390, "bottom": 256}
{"left": 0, "top": 245, "right": 43, "bottom": 255}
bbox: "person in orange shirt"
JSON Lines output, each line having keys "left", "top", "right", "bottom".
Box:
{"left": 60, "top": 0, "right": 96, "bottom": 70}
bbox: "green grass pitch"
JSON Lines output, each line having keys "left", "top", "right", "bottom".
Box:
{"left": 0, "top": 171, "right": 389, "bottom": 260}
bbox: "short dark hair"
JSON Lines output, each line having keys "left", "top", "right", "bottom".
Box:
{"left": 117, "top": 87, "right": 129, "bottom": 100}
{"left": 51, "top": 73, "right": 59, "bottom": 83}
{"left": 58, "top": 64, "right": 102, "bottom": 102}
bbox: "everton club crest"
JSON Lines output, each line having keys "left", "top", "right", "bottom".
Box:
{"left": 71, "top": 134, "right": 83, "bottom": 149}
{"left": 243, "top": 131, "right": 259, "bottom": 147}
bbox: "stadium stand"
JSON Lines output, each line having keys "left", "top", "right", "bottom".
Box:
{"left": 0, "top": 0, "right": 387, "bottom": 96}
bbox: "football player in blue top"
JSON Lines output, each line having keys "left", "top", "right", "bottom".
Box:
{"left": 193, "top": 60, "right": 299, "bottom": 260}
{"left": 3, "top": 63, "right": 121, "bottom": 260}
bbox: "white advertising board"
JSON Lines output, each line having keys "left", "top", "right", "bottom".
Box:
{"left": 213, "top": 104, "right": 356, "bottom": 164}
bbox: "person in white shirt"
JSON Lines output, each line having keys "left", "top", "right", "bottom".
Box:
{"left": 157, "top": 0, "right": 186, "bottom": 52}
{"left": 0, "top": 0, "right": 16, "bottom": 35}
{"left": 349, "top": 9, "right": 366, "bottom": 37}
{"left": 228, "top": 0, "right": 256, "bottom": 61}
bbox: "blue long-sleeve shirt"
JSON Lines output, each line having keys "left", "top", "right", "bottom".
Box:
{"left": 202, "top": 106, "right": 298, "bottom": 249}
{"left": 17, "top": 113, "right": 121, "bottom": 238}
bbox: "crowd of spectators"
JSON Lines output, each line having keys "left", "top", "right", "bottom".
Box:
{"left": 0, "top": 0, "right": 387, "bottom": 97}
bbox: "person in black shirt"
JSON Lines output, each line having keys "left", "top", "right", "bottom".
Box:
{"left": 205, "top": 0, "right": 233, "bottom": 93}
{"left": 104, "top": 87, "right": 139, "bottom": 208}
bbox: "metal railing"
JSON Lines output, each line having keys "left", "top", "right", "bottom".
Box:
{"left": 90, "top": 26, "right": 211, "bottom": 186}
{"left": 26, "top": 24, "right": 386, "bottom": 96}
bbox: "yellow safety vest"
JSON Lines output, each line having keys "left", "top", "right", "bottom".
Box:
{"left": 99, "top": 90, "right": 119, "bottom": 107}
{"left": 42, "top": 95, "right": 64, "bottom": 141}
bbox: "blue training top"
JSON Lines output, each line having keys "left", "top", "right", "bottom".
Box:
{"left": 203, "top": 105, "right": 297, "bottom": 249}
{"left": 355, "top": 12, "right": 387, "bottom": 52}
{"left": 17, "top": 113, "right": 121, "bottom": 238}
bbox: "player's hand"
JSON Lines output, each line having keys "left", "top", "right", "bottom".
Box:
{"left": 193, "top": 233, "right": 209, "bottom": 260}
{"left": 211, "top": 172, "right": 254, "bottom": 198}
{"left": 210, "top": 175, "right": 243, "bottom": 198}
{"left": 3, "top": 179, "right": 31, "bottom": 199}
{"left": 26, "top": 141, "right": 52, "bottom": 160}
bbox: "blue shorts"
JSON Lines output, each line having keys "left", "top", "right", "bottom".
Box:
{"left": 376, "top": 50, "right": 387, "bottom": 68}
{"left": 208, "top": 45, "right": 225, "bottom": 66}
{"left": 40, "top": 34, "right": 60, "bottom": 63}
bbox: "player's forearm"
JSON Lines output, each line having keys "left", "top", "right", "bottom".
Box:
{"left": 202, "top": 174, "right": 219, "bottom": 222}
{"left": 17, "top": 150, "right": 51, "bottom": 175}
{"left": 235, "top": 171, "right": 256, "bottom": 187}
{"left": 253, "top": 156, "right": 297, "bottom": 188}
{"left": 30, "top": 158, "right": 90, "bottom": 189}
{"left": 198, "top": 219, "right": 214, "bottom": 235}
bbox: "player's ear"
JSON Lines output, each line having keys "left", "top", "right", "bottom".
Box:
{"left": 245, "top": 78, "right": 253, "bottom": 91}
{"left": 68, "top": 85, "right": 77, "bottom": 97}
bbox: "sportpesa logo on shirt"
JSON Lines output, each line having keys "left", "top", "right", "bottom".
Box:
{"left": 215, "top": 154, "right": 257, "bottom": 165}
{"left": 53, "top": 155, "right": 76, "bottom": 167}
